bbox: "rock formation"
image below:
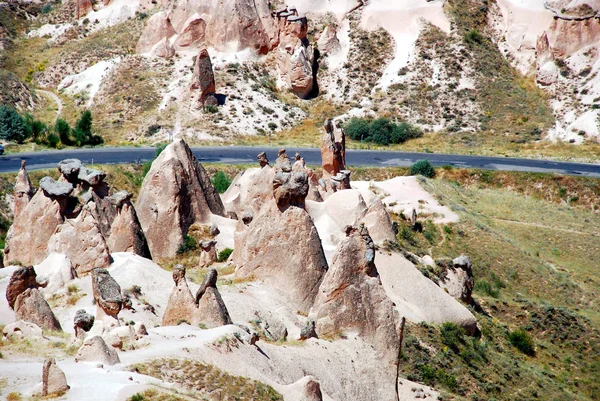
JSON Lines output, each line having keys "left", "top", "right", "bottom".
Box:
{"left": 438, "top": 255, "right": 475, "bottom": 305}
{"left": 257, "top": 151, "right": 270, "bottom": 168}
{"left": 106, "top": 191, "right": 152, "bottom": 258}
{"left": 92, "top": 268, "right": 123, "bottom": 319}
{"left": 191, "top": 49, "right": 218, "bottom": 107}
{"left": 42, "top": 358, "right": 69, "bottom": 397}
{"left": 317, "top": 25, "right": 341, "bottom": 55}
{"left": 310, "top": 225, "right": 399, "bottom": 360}
{"left": 136, "top": 139, "right": 225, "bottom": 258}
{"left": 275, "top": 7, "right": 315, "bottom": 98}
{"left": 76, "top": 0, "right": 93, "bottom": 19}
{"left": 35, "top": 253, "right": 76, "bottom": 294}
{"left": 75, "top": 335, "right": 121, "bottom": 365}
{"left": 162, "top": 266, "right": 232, "bottom": 328}
{"left": 15, "top": 288, "right": 62, "bottom": 331}
{"left": 198, "top": 240, "right": 217, "bottom": 268}
{"left": 174, "top": 14, "right": 206, "bottom": 48}
{"left": 13, "top": 160, "right": 33, "bottom": 221}
{"left": 3, "top": 320, "right": 44, "bottom": 339}
{"left": 74, "top": 309, "right": 95, "bottom": 336}
{"left": 321, "top": 119, "right": 346, "bottom": 182}
{"left": 136, "top": 12, "right": 177, "bottom": 55}
{"left": 6, "top": 266, "right": 44, "bottom": 309}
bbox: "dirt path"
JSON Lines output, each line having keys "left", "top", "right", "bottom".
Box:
{"left": 492, "top": 218, "right": 597, "bottom": 236}
{"left": 37, "top": 89, "right": 63, "bottom": 122}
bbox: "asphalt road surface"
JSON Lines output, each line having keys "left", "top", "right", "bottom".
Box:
{"left": 1, "top": 146, "right": 599, "bottom": 177}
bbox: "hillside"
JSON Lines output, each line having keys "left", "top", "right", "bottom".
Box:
{"left": 0, "top": 0, "right": 599, "bottom": 160}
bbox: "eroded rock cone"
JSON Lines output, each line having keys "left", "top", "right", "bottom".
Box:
{"left": 15, "top": 288, "right": 62, "bottom": 331}
{"left": 198, "top": 240, "right": 217, "bottom": 268}
{"left": 106, "top": 191, "right": 152, "bottom": 259}
{"left": 42, "top": 358, "right": 69, "bottom": 397}
{"left": 92, "top": 268, "right": 123, "bottom": 319}
{"left": 75, "top": 335, "right": 120, "bottom": 365}
{"left": 14, "top": 160, "right": 33, "bottom": 221}
{"left": 162, "top": 265, "right": 198, "bottom": 326}
{"left": 136, "top": 139, "right": 225, "bottom": 258}
{"left": 321, "top": 119, "right": 346, "bottom": 181}
{"left": 6, "top": 266, "right": 43, "bottom": 309}
{"left": 194, "top": 268, "right": 232, "bottom": 328}
{"left": 310, "top": 225, "right": 399, "bottom": 360}
{"left": 191, "top": 49, "right": 218, "bottom": 106}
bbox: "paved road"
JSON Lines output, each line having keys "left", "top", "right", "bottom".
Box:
{"left": 1, "top": 146, "right": 599, "bottom": 177}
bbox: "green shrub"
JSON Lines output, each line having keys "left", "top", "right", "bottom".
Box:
{"left": 440, "top": 322, "right": 465, "bottom": 353}
{"left": 212, "top": 171, "right": 232, "bottom": 193}
{"left": 177, "top": 235, "right": 197, "bottom": 254}
{"left": 0, "top": 105, "right": 27, "bottom": 143}
{"left": 46, "top": 133, "right": 60, "bottom": 148}
{"left": 73, "top": 110, "right": 93, "bottom": 146}
{"left": 345, "top": 118, "right": 371, "bottom": 141}
{"left": 410, "top": 160, "right": 435, "bottom": 178}
{"left": 474, "top": 279, "right": 499, "bottom": 298}
{"left": 508, "top": 329, "right": 535, "bottom": 356}
{"left": 129, "top": 393, "right": 144, "bottom": 401}
{"left": 54, "top": 118, "right": 72, "bottom": 146}
{"left": 345, "top": 117, "right": 423, "bottom": 145}
{"left": 217, "top": 248, "right": 234, "bottom": 262}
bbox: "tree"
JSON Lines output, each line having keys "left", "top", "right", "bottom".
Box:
{"left": 0, "top": 105, "right": 27, "bottom": 143}
{"left": 345, "top": 118, "right": 371, "bottom": 142}
{"left": 55, "top": 118, "right": 72, "bottom": 146}
{"left": 73, "top": 110, "right": 93, "bottom": 146}
{"left": 212, "top": 171, "right": 232, "bottom": 193}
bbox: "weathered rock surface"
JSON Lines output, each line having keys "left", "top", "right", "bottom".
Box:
{"left": 74, "top": 309, "right": 95, "bottom": 335}
{"left": 174, "top": 14, "right": 206, "bottom": 48}
{"left": 222, "top": 166, "right": 275, "bottom": 218}
{"left": 15, "top": 288, "right": 62, "bottom": 331}
{"left": 321, "top": 119, "right": 346, "bottom": 181}
{"left": 92, "top": 268, "right": 123, "bottom": 319}
{"left": 439, "top": 255, "right": 475, "bottom": 305}
{"left": 6, "top": 266, "right": 42, "bottom": 309}
{"left": 42, "top": 358, "right": 69, "bottom": 397}
{"left": 13, "top": 160, "right": 33, "bottom": 221}
{"left": 106, "top": 191, "right": 151, "bottom": 259}
{"left": 48, "top": 206, "right": 112, "bottom": 275}
{"left": 317, "top": 25, "right": 341, "bottom": 55}
{"left": 136, "top": 139, "right": 225, "bottom": 258}
{"left": 198, "top": 240, "right": 217, "bottom": 268}
{"left": 3, "top": 320, "right": 43, "bottom": 339}
{"left": 35, "top": 253, "right": 77, "bottom": 294}
{"left": 39, "top": 177, "right": 73, "bottom": 198}
{"left": 273, "top": 171, "right": 310, "bottom": 210}
{"left": 194, "top": 268, "right": 232, "bottom": 328}
{"left": 75, "top": 335, "right": 120, "bottom": 365}
{"left": 162, "top": 265, "right": 198, "bottom": 326}
{"left": 191, "top": 49, "right": 218, "bottom": 106}
{"left": 310, "top": 225, "right": 399, "bottom": 361}
{"left": 151, "top": 37, "right": 176, "bottom": 59}
{"left": 136, "top": 11, "right": 177, "bottom": 54}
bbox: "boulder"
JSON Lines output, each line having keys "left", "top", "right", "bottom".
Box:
{"left": 174, "top": 14, "right": 206, "bottom": 48}
{"left": 151, "top": 37, "right": 176, "bottom": 59}
{"left": 76, "top": 0, "right": 93, "bottom": 19}
{"left": 35, "top": 253, "right": 77, "bottom": 295}
{"left": 3, "top": 320, "right": 43, "bottom": 339}
{"left": 232, "top": 202, "right": 328, "bottom": 314}
{"left": 439, "top": 255, "right": 475, "bottom": 305}
{"left": 57, "top": 159, "right": 84, "bottom": 181}
{"left": 136, "top": 11, "right": 177, "bottom": 54}
{"left": 273, "top": 171, "right": 310, "bottom": 210}
{"left": 162, "top": 265, "right": 198, "bottom": 326}
{"left": 106, "top": 191, "right": 152, "bottom": 259}
{"left": 15, "top": 288, "right": 62, "bottom": 331}
{"left": 92, "top": 268, "right": 123, "bottom": 319}
{"left": 136, "top": 139, "right": 225, "bottom": 258}
{"left": 198, "top": 240, "right": 217, "bottom": 268}
{"left": 194, "top": 268, "right": 232, "bottom": 328}
{"left": 13, "top": 160, "right": 33, "bottom": 221}
{"left": 288, "top": 376, "right": 323, "bottom": 401}
{"left": 39, "top": 177, "right": 73, "bottom": 198}
{"left": 42, "top": 358, "right": 69, "bottom": 397}
{"left": 299, "top": 320, "right": 317, "bottom": 340}
{"left": 74, "top": 309, "right": 95, "bottom": 336}
{"left": 75, "top": 335, "right": 120, "bottom": 365}
{"left": 310, "top": 225, "right": 399, "bottom": 360}
{"left": 191, "top": 49, "right": 218, "bottom": 106}
{"left": 47, "top": 205, "right": 112, "bottom": 275}
{"left": 321, "top": 119, "right": 346, "bottom": 181}
{"left": 252, "top": 310, "right": 287, "bottom": 341}
{"left": 6, "top": 266, "right": 43, "bottom": 309}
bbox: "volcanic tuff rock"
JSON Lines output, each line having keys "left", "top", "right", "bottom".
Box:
{"left": 136, "top": 11, "right": 177, "bottom": 55}
{"left": 13, "top": 160, "right": 33, "bottom": 221}
{"left": 3, "top": 320, "right": 43, "bottom": 339}
{"left": 74, "top": 309, "right": 95, "bottom": 335}
{"left": 92, "top": 268, "right": 123, "bottom": 319}
{"left": 75, "top": 335, "right": 120, "bottom": 365}
{"left": 106, "top": 191, "right": 152, "bottom": 258}
{"left": 6, "top": 266, "right": 43, "bottom": 309}
{"left": 35, "top": 253, "right": 77, "bottom": 294}
{"left": 136, "top": 139, "right": 225, "bottom": 258}
{"left": 173, "top": 14, "right": 206, "bottom": 48}
{"left": 194, "top": 268, "right": 232, "bottom": 328}
{"left": 310, "top": 225, "right": 399, "bottom": 361}
{"left": 439, "top": 255, "right": 475, "bottom": 305}
{"left": 162, "top": 265, "right": 198, "bottom": 326}
{"left": 42, "top": 358, "right": 69, "bottom": 397}
{"left": 191, "top": 49, "right": 218, "bottom": 106}
{"left": 198, "top": 240, "right": 217, "bottom": 268}
{"left": 15, "top": 288, "right": 62, "bottom": 331}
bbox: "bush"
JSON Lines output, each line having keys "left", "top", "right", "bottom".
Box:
{"left": 410, "top": 160, "right": 435, "bottom": 178}
{"left": 345, "top": 117, "right": 423, "bottom": 145}
{"left": 217, "top": 248, "right": 234, "bottom": 262}
{"left": 55, "top": 118, "right": 72, "bottom": 146}
{"left": 177, "top": 234, "right": 197, "bottom": 254}
{"left": 0, "top": 105, "right": 27, "bottom": 143}
{"left": 212, "top": 171, "right": 232, "bottom": 193}
{"left": 73, "top": 110, "right": 93, "bottom": 146}
{"left": 129, "top": 393, "right": 144, "bottom": 401}
{"left": 46, "top": 133, "right": 60, "bottom": 148}
{"left": 508, "top": 329, "right": 535, "bottom": 356}
{"left": 440, "top": 322, "right": 465, "bottom": 353}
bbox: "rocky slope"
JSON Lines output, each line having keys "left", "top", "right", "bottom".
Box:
{"left": 2, "top": 0, "right": 599, "bottom": 148}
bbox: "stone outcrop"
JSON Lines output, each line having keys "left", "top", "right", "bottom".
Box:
{"left": 13, "top": 160, "right": 33, "bottom": 221}
{"left": 198, "top": 240, "right": 217, "bottom": 268}
{"left": 191, "top": 49, "right": 218, "bottom": 107}
{"left": 6, "top": 266, "right": 43, "bottom": 309}
{"left": 174, "top": 14, "right": 206, "bottom": 48}
{"left": 275, "top": 7, "right": 314, "bottom": 98}
{"left": 136, "top": 139, "right": 225, "bottom": 258}
{"left": 48, "top": 205, "right": 112, "bottom": 275}
{"left": 439, "top": 255, "right": 475, "bottom": 305}
{"left": 317, "top": 25, "right": 341, "bottom": 55}
{"left": 273, "top": 170, "right": 310, "bottom": 210}
{"left": 162, "top": 266, "right": 232, "bottom": 328}
{"left": 15, "top": 288, "right": 62, "bottom": 331}
{"left": 42, "top": 358, "right": 69, "bottom": 397}
{"left": 3, "top": 320, "right": 44, "bottom": 339}
{"left": 152, "top": 37, "right": 176, "bottom": 59}
{"left": 106, "top": 191, "right": 152, "bottom": 258}
{"left": 92, "top": 268, "right": 123, "bottom": 319}
{"left": 35, "top": 253, "right": 77, "bottom": 294}
{"left": 75, "top": 335, "right": 121, "bottom": 365}
{"left": 74, "top": 309, "right": 95, "bottom": 336}
{"left": 321, "top": 119, "right": 346, "bottom": 182}
{"left": 136, "top": 12, "right": 177, "bottom": 55}
{"left": 76, "top": 0, "right": 93, "bottom": 19}
{"left": 310, "top": 225, "right": 399, "bottom": 360}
